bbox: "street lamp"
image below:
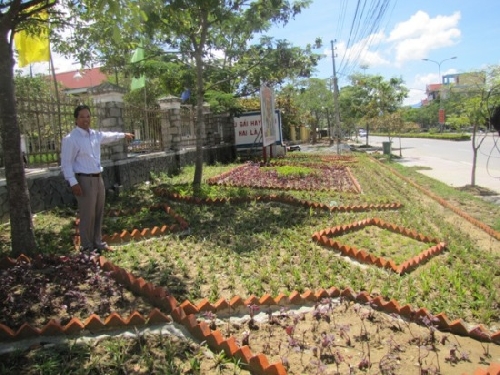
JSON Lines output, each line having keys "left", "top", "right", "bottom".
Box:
{"left": 422, "top": 56, "right": 457, "bottom": 130}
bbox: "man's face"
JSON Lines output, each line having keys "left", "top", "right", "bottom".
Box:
{"left": 76, "top": 109, "right": 91, "bottom": 130}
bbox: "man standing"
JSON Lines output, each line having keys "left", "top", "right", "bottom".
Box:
{"left": 61, "top": 105, "right": 135, "bottom": 252}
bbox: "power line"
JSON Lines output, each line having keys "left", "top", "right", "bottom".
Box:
{"left": 336, "top": 0, "right": 397, "bottom": 80}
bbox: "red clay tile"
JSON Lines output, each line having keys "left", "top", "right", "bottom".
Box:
{"left": 131, "top": 277, "right": 148, "bottom": 294}
{"left": 205, "top": 329, "right": 225, "bottom": 350}
{"left": 219, "top": 336, "right": 239, "bottom": 356}
{"left": 288, "top": 291, "right": 303, "bottom": 304}
{"left": 104, "top": 313, "right": 126, "bottom": 328}
{"left": 147, "top": 308, "right": 171, "bottom": 324}
{"left": 327, "top": 286, "right": 341, "bottom": 297}
{"left": 15, "top": 323, "right": 40, "bottom": 340}
{"left": 59, "top": 318, "right": 84, "bottom": 337}
{"left": 245, "top": 295, "right": 260, "bottom": 306}
{"left": 170, "top": 307, "right": 186, "bottom": 323}
{"left": 0, "top": 324, "right": 15, "bottom": 340}
{"left": 448, "top": 319, "right": 470, "bottom": 336}
{"left": 259, "top": 294, "right": 276, "bottom": 306}
{"left": 229, "top": 296, "right": 245, "bottom": 309}
{"left": 249, "top": 353, "right": 270, "bottom": 374}
{"left": 40, "top": 320, "right": 65, "bottom": 336}
{"left": 301, "top": 290, "right": 315, "bottom": 302}
{"left": 274, "top": 293, "right": 290, "bottom": 305}
{"left": 180, "top": 300, "right": 199, "bottom": 315}
{"left": 84, "top": 315, "right": 105, "bottom": 333}
{"left": 126, "top": 311, "right": 147, "bottom": 326}
{"left": 182, "top": 314, "right": 199, "bottom": 332}
{"left": 214, "top": 298, "right": 230, "bottom": 311}
{"left": 196, "top": 298, "right": 214, "bottom": 312}
{"left": 189, "top": 320, "right": 211, "bottom": 342}
{"left": 263, "top": 363, "right": 288, "bottom": 375}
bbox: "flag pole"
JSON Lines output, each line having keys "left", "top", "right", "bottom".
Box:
{"left": 49, "top": 49, "right": 62, "bottom": 141}
{"left": 144, "top": 77, "right": 149, "bottom": 141}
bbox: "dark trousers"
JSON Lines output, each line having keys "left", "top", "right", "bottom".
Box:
{"left": 76, "top": 175, "right": 106, "bottom": 249}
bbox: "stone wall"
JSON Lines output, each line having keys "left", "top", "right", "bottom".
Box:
{"left": 0, "top": 145, "right": 235, "bottom": 223}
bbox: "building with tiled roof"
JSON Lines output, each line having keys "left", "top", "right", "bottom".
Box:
{"left": 54, "top": 66, "right": 108, "bottom": 95}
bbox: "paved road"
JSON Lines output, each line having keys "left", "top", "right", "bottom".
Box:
{"left": 368, "top": 135, "right": 500, "bottom": 195}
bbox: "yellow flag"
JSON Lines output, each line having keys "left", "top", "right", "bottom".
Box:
{"left": 14, "top": 11, "right": 50, "bottom": 67}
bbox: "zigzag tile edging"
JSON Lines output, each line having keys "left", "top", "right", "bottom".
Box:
{"left": 170, "top": 306, "right": 286, "bottom": 375}
{"left": 0, "top": 255, "right": 283, "bottom": 375}
{"left": 103, "top": 204, "right": 189, "bottom": 244}
{"left": 373, "top": 156, "right": 500, "bottom": 241}
{"left": 312, "top": 217, "right": 446, "bottom": 274}
{"left": 73, "top": 204, "right": 189, "bottom": 248}
{"left": 0, "top": 255, "right": 177, "bottom": 342}
{"left": 175, "top": 289, "right": 500, "bottom": 375}
{"left": 152, "top": 187, "right": 402, "bottom": 213}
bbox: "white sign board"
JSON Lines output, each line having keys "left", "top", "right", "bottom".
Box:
{"left": 260, "top": 84, "right": 276, "bottom": 147}
{"left": 233, "top": 111, "right": 282, "bottom": 149}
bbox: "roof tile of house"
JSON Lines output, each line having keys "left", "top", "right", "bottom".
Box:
{"left": 55, "top": 67, "right": 108, "bottom": 89}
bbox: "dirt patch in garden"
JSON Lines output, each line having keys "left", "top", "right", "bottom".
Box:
{"left": 202, "top": 301, "right": 500, "bottom": 375}
{"left": 0, "top": 253, "right": 153, "bottom": 331}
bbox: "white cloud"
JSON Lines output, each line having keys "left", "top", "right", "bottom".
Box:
{"left": 328, "top": 32, "right": 391, "bottom": 72}
{"left": 388, "top": 11, "right": 461, "bottom": 65}
{"left": 404, "top": 89, "right": 426, "bottom": 106}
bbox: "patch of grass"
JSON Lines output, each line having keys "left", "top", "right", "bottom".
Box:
{"left": 334, "top": 225, "right": 432, "bottom": 265}
{"left": 261, "top": 165, "right": 317, "bottom": 179}
{"left": 0, "top": 332, "right": 243, "bottom": 375}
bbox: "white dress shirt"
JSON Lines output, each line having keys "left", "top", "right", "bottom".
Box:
{"left": 61, "top": 127, "right": 125, "bottom": 187}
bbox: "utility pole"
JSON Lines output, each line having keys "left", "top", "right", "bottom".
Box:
{"left": 331, "top": 40, "right": 341, "bottom": 155}
{"left": 422, "top": 56, "right": 457, "bottom": 132}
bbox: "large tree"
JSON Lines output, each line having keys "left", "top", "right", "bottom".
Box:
{"left": 141, "top": 0, "right": 314, "bottom": 191}
{"left": 340, "top": 73, "right": 408, "bottom": 144}
{"left": 292, "top": 78, "right": 333, "bottom": 142}
{"left": 0, "top": 0, "right": 58, "bottom": 256}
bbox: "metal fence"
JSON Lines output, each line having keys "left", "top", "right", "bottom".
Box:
{"left": 16, "top": 96, "right": 95, "bottom": 168}
{"left": 123, "top": 104, "right": 166, "bottom": 154}
{"left": 2, "top": 96, "right": 234, "bottom": 169}
{"left": 8, "top": 97, "right": 163, "bottom": 169}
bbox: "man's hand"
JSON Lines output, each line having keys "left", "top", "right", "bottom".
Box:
{"left": 71, "top": 184, "right": 83, "bottom": 196}
{"left": 124, "top": 133, "right": 135, "bottom": 140}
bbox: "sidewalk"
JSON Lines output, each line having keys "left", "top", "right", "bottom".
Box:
{"left": 365, "top": 138, "right": 500, "bottom": 205}
{"left": 371, "top": 140, "right": 500, "bottom": 195}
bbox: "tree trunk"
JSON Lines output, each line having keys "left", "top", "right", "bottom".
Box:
{"left": 470, "top": 125, "right": 487, "bottom": 187}
{"left": 0, "top": 32, "right": 37, "bottom": 256}
{"left": 192, "top": 48, "right": 205, "bottom": 193}
{"left": 192, "top": 11, "right": 208, "bottom": 194}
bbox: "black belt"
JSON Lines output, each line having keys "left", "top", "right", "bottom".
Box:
{"left": 76, "top": 173, "right": 101, "bottom": 177}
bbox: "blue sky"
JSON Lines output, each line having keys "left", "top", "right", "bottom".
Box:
{"left": 264, "top": 0, "right": 500, "bottom": 105}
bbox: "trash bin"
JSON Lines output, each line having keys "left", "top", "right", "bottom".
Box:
{"left": 382, "top": 141, "right": 392, "bottom": 155}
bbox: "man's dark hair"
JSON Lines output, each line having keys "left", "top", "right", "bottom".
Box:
{"left": 74, "top": 104, "right": 91, "bottom": 119}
